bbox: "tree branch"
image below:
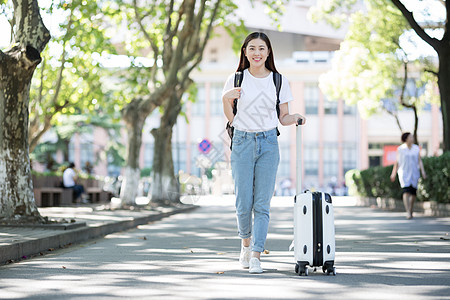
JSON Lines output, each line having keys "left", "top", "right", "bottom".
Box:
{"left": 181, "top": 0, "right": 221, "bottom": 80}
{"left": 165, "top": 0, "right": 175, "bottom": 38}
{"left": 37, "top": 54, "right": 45, "bottom": 104}
{"left": 50, "top": 10, "right": 74, "bottom": 109}
{"left": 391, "top": 0, "right": 441, "bottom": 52}
{"left": 399, "top": 60, "right": 414, "bottom": 109}
{"left": 162, "top": 0, "right": 181, "bottom": 75}
{"left": 444, "top": 0, "right": 450, "bottom": 43}
{"left": 186, "top": 0, "right": 206, "bottom": 55}
{"left": 29, "top": 117, "right": 52, "bottom": 152}
{"left": 424, "top": 68, "right": 439, "bottom": 77}
{"left": 164, "top": 1, "right": 195, "bottom": 85}
{"left": 419, "top": 22, "right": 445, "bottom": 30}
{"left": 8, "top": 17, "right": 14, "bottom": 44}
{"left": 28, "top": 52, "right": 46, "bottom": 146}
{"left": 196, "top": 0, "right": 220, "bottom": 63}
{"left": 132, "top": 0, "right": 158, "bottom": 81}
{"left": 0, "top": 50, "right": 5, "bottom": 77}
{"left": 12, "top": 0, "right": 50, "bottom": 52}
{"left": 383, "top": 105, "right": 403, "bottom": 132}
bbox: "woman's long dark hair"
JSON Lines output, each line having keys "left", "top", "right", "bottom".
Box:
{"left": 237, "top": 32, "right": 278, "bottom": 73}
{"left": 401, "top": 132, "right": 411, "bottom": 143}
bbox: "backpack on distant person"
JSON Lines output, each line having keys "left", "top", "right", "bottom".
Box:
{"left": 226, "top": 71, "right": 282, "bottom": 150}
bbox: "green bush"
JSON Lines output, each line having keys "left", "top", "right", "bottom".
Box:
{"left": 346, "top": 152, "right": 449, "bottom": 203}
{"left": 140, "top": 167, "right": 152, "bottom": 177}
{"left": 417, "top": 152, "right": 450, "bottom": 203}
{"left": 31, "top": 169, "right": 98, "bottom": 180}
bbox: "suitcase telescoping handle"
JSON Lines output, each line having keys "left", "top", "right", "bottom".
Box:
{"left": 296, "top": 118, "right": 304, "bottom": 195}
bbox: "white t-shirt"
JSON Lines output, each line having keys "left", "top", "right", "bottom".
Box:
{"left": 397, "top": 144, "right": 421, "bottom": 188}
{"left": 222, "top": 69, "right": 294, "bottom": 132}
{"left": 63, "top": 168, "right": 76, "bottom": 187}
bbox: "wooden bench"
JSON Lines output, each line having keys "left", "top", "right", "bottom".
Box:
{"left": 34, "top": 187, "right": 63, "bottom": 207}
{"left": 87, "top": 187, "right": 102, "bottom": 203}
{"left": 33, "top": 174, "right": 112, "bottom": 207}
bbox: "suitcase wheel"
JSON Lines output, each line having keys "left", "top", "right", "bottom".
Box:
{"left": 295, "top": 263, "right": 309, "bottom": 276}
{"left": 323, "top": 266, "right": 336, "bottom": 276}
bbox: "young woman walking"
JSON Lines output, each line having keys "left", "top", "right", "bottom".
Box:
{"left": 390, "top": 132, "right": 427, "bottom": 219}
{"left": 222, "top": 32, "right": 306, "bottom": 273}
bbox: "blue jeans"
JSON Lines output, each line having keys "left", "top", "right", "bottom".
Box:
{"left": 230, "top": 128, "right": 280, "bottom": 252}
{"left": 66, "top": 184, "right": 85, "bottom": 202}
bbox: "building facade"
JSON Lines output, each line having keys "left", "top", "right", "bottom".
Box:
{"left": 36, "top": 1, "right": 443, "bottom": 194}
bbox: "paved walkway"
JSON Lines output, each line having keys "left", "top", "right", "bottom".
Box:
{"left": 0, "top": 196, "right": 449, "bottom": 299}
{"left": 0, "top": 204, "right": 197, "bottom": 264}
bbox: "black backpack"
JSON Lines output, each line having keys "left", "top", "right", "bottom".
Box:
{"left": 226, "top": 71, "right": 282, "bottom": 150}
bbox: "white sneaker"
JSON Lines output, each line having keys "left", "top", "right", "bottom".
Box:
{"left": 249, "top": 257, "right": 263, "bottom": 274}
{"left": 239, "top": 245, "right": 251, "bottom": 268}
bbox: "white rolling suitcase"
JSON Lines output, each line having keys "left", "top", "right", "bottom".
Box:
{"left": 293, "top": 121, "right": 336, "bottom": 276}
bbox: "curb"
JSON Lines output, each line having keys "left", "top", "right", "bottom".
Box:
{"left": 356, "top": 197, "right": 450, "bottom": 217}
{"left": 0, "top": 205, "right": 198, "bottom": 265}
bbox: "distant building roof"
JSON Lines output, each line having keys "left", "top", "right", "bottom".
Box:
{"left": 236, "top": 0, "right": 348, "bottom": 40}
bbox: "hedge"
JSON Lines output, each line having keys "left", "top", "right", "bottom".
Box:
{"left": 346, "top": 151, "right": 450, "bottom": 204}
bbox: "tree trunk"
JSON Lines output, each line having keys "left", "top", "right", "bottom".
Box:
{"left": 150, "top": 91, "right": 184, "bottom": 205}
{"left": 0, "top": 48, "right": 45, "bottom": 222}
{"left": 29, "top": 116, "right": 52, "bottom": 153}
{"left": 0, "top": 0, "right": 50, "bottom": 223}
{"left": 120, "top": 99, "right": 147, "bottom": 205}
{"left": 391, "top": 0, "right": 449, "bottom": 151}
{"left": 412, "top": 106, "right": 419, "bottom": 146}
{"left": 150, "top": 126, "right": 179, "bottom": 205}
{"left": 438, "top": 48, "right": 450, "bottom": 152}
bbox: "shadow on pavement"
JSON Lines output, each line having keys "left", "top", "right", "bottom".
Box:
{"left": 0, "top": 201, "right": 449, "bottom": 299}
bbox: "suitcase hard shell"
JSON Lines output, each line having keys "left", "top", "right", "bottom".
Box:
{"left": 294, "top": 191, "right": 336, "bottom": 275}
{"left": 293, "top": 121, "right": 336, "bottom": 276}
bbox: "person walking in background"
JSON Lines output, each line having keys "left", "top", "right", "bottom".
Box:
{"left": 63, "top": 162, "right": 88, "bottom": 204}
{"left": 390, "top": 132, "right": 427, "bottom": 219}
{"left": 222, "top": 32, "right": 305, "bottom": 273}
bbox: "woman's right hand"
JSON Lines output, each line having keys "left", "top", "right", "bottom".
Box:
{"left": 390, "top": 174, "right": 396, "bottom": 182}
{"left": 223, "top": 87, "right": 241, "bottom": 104}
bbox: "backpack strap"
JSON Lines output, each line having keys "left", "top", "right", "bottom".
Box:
{"left": 273, "top": 72, "right": 282, "bottom": 119}
{"left": 233, "top": 71, "right": 244, "bottom": 116}
{"left": 273, "top": 72, "right": 282, "bottom": 137}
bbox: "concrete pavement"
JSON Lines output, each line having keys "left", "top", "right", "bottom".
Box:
{"left": 0, "top": 196, "right": 449, "bottom": 299}
{"left": 0, "top": 204, "right": 197, "bottom": 265}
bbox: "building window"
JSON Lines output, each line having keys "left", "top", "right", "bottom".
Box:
{"left": 323, "top": 143, "right": 338, "bottom": 177}
{"left": 191, "top": 143, "right": 202, "bottom": 177}
{"left": 278, "top": 142, "right": 291, "bottom": 179}
{"left": 144, "top": 143, "right": 154, "bottom": 168}
{"left": 369, "top": 156, "right": 381, "bottom": 167}
{"left": 304, "top": 143, "right": 319, "bottom": 175}
{"left": 324, "top": 96, "right": 337, "bottom": 115}
{"left": 192, "top": 83, "right": 205, "bottom": 116}
{"left": 344, "top": 102, "right": 356, "bottom": 115}
{"left": 369, "top": 143, "right": 382, "bottom": 149}
{"left": 172, "top": 142, "right": 187, "bottom": 174}
{"left": 80, "top": 142, "right": 94, "bottom": 170}
{"left": 210, "top": 83, "right": 223, "bottom": 116}
{"left": 68, "top": 141, "right": 75, "bottom": 163}
{"left": 304, "top": 83, "right": 319, "bottom": 115}
{"left": 210, "top": 48, "right": 218, "bottom": 63}
{"left": 343, "top": 143, "right": 357, "bottom": 175}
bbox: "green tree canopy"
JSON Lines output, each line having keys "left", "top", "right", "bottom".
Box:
{"left": 28, "top": 0, "right": 119, "bottom": 152}
{"left": 311, "top": 0, "right": 441, "bottom": 144}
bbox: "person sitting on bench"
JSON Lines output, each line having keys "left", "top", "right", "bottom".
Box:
{"left": 63, "top": 162, "right": 88, "bottom": 203}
